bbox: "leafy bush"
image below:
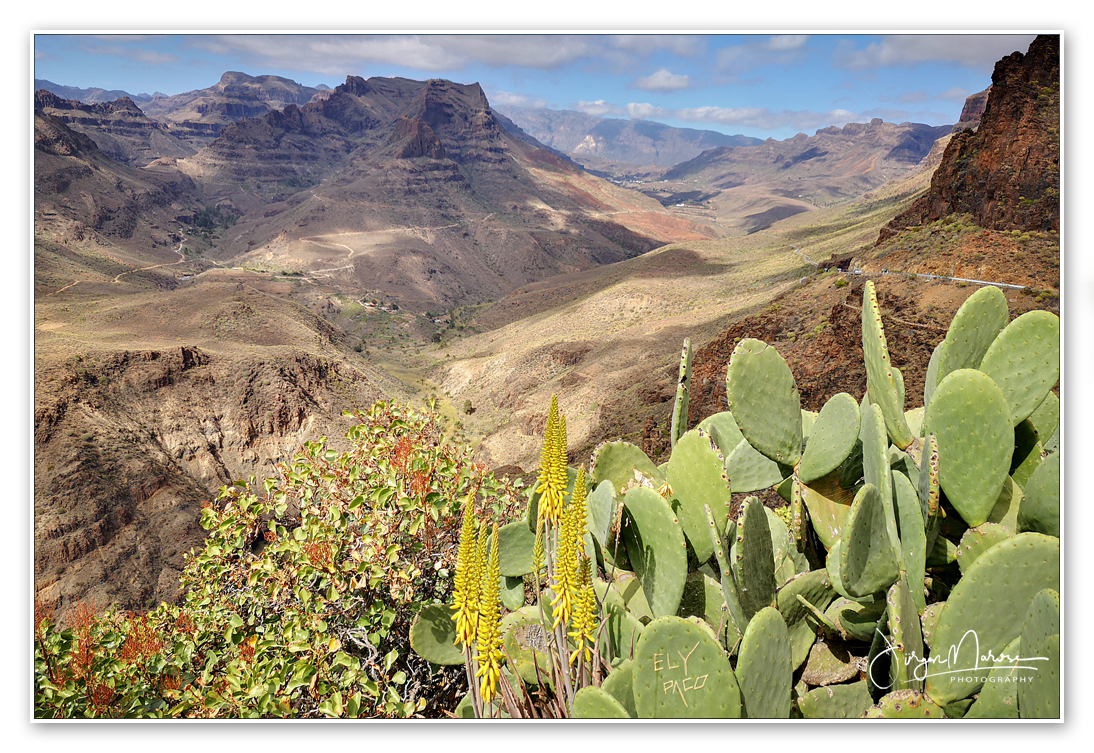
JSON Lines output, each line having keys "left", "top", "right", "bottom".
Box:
{"left": 34, "top": 401, "right": 523, "bottom": 718}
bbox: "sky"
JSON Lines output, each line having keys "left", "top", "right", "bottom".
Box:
{"left": 33, "top": 33, "right": 1041, "bottom": 141}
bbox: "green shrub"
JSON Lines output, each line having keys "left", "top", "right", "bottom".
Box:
{"left": 34, "top": 402, "right": 523, "bottom": 718}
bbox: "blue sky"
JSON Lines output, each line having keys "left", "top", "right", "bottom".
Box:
{"left": 33, "top": 33, "right": 1039, "bottom": 141}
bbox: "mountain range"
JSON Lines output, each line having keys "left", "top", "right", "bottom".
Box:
{"left": 33, "top": 36, "right": 1060, "bottom": 621}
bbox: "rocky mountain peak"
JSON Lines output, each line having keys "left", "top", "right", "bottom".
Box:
{"left": 879, "top": 34, "right": 1059, "bottom": 240}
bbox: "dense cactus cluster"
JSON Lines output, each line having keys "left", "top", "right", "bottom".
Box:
{"left": 410, "top": 280, "right": 1060, "bottom": 719}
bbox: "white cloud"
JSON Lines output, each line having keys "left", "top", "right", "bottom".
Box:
{"left": 632, "top": 68, "right": 691, "bottom": 92}
{"left": 833, "top": 34, "right": 1038, "bottom": 72}
{"left": 574, "top": 100, "right": 625, "bottom": 117}
{"left": 81, "top": 42, "right": 179, "bottom": 66}
{"left": 937, "top": 86, "right": 972, "bottom": 101}
{"left": 609, "top": 34, "right": 706, "bottom": 57}
{"left": 715, "top": 37, "right": 810, "bottom": 79}
{"left": 626, "top": 102, "right": 868, "bottom": 133}
{"left": 488, "top": 90, "right": 549, "bottom": 109}
{"left": 187, "top": 34, "right": 598, "bottom": 76}
{"left": 766, "top": 35, "right": 809, "bottom": 51}
{"left": 626, "top": 102, "right": 672, "bottom": 120}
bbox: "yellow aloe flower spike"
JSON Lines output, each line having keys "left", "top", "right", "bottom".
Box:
{"left": 474, "top": 524, "right": 504, "bottom": 708}
{"left": 534, "top": 396, "right": 563, "bottom": 527}
{"left": 548, "top": 414, "right": 569, "bottom": 525}
{"left": 532, "top": 516, "right": 545, "bottom": 585}
{"left": 550, "top": 501, "right": 580, "bottom": 629}
{"left": 451, "top": 495, "right": 479, "bottom": 646}
{"left": 570, "top": 466, "right": 587, "bottom": 557}
{"left": 568, "top": 557, "right": 596, "bottom": 666}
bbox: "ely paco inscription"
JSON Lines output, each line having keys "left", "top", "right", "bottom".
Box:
{"left": 651, "top": 641, "right": 707, "bottom": 707}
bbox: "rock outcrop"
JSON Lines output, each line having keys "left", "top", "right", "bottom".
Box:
{"left": 35, "top": 91, "right": 196, "bottom": 166}
{"left": 880, "top": 34, "right": 1059, "bottom": 240}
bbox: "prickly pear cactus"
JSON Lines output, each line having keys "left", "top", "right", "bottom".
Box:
{"left": 732, "top": 497, "right": 777, "bottom": 618}
{"left": 665, "top": 428, "right": 732, "bottom": 563}
{"left": 977, "top": 310, "right": 1060, "bottom": 427}
{"left": 839, "top": 483, "right": 899, "bottom": 598}
{"left": 798, "top": 392, "right": 861, "bottom": 483}
{"left": 408, "top": 603, "right": 464, "bottom": 666}
{"left": 1016, "top": 588, "right": 1060, "bottom": 719}
{"left": 621, "top": 486, "right": 688, "bottom": 617}
{"left": 1017, "top": 451, "right": 1060, "bottom": 537}
{"left": 936, "top": 284, "right": 1008, "bottom": 381}
{"left": 591, "top": 441, "right": 663, "bottom": 497}
{"left": 925, "top": 533, "right": 1059, "bottom": 704}
{"left": 725, "top": 437, "right": 789, "bottom": 493}
{"left": 726, "top": 338, "right": 803, "bottom": 466}
{"left": 670, "top": 338, "right": 693, "bottom": 449}
{"left": 600, "top": 658, "right": 638, "bottom": 718}
{"left": 632, "top": 616, "right": 741, "bottom": 718}
{"left": 497, "top": 519, "right": 536, "bottom": 577}
{"left": 572, "top": 686, "right": 631, "bottom": 718}
{"left": 861, "top": 281, "right": 913, "bottom": 448}
{"left": 735, "top": 607, "right": 793, "bottom": 718}
{"left": 864, "top": 689, "right": 946, "bottom": 718}
{"left": 923, "top": 368, "right": 1014, "bottom": 527}
{"left": 797, "top": 681, "right": 874, "bottom": 719}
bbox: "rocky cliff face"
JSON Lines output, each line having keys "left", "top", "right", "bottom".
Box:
{"left": 880, "top": 34, "right": 1059, "bottom": 239}
{"left": 35, "top": 91, "right": 196, "bottom": 166}
{"left": 953, "top": 87, "right": 991, "bottom": 132}
{"left": 34, "top": 335, "right": 392, "bottom": 617}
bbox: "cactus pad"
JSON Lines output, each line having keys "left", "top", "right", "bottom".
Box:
{"left": 591, "top": 441, "right": 663, "bottom": 497}
{"left": 726, "top": 338, "right": 803, "bottom": 465}
{"left": 956, "top": 522, "right": 1014, "bottom": 575}
{"left": 798, "top": 470, "right": 857, "bottom": 552}
{"left": 925, "top": 533, "right": 1059, "bottom": 704}
{"left": 978, "top": 310, "right": 1060, "bottom": 426}
{"left": 776, "top": 568, "right": 836, "bottom": 669}
{"left": 1028, "top": 390, "right": 1060, "bottom": 443}
{"left": 923, "top": 368, "right": 1014, "bottom": 527}
{"left": 798, "top": 392, "right": 861, "bottom": 483}
{"left": 862, "top": 281, "right": 914, "bottom": 448}
{"left": 633, "top": 615, "right": 741, "bottom": 718}
{"left": 585, "top": 479, "right": 617, "bottom": 551}
{"left": 600, "top": 658, "right": 638, "bottom": 717}
{"left": 839, "top": 483, "right": 900, "bottom": 598}
{"left": 937, "top": 284, "right": 1009, "bottom": 381}
{"left": 621, "top": 486, "right": 688, "bottom": 617}
{"left": 825, "top": 597, "right": 886, "bottom": 643}
{"left": 500, "top": 607, "right": 553, "bottom": 686}
{"left": 797, "top": 681, "right": 874, "bottom": 719}
{"left": 665, "top": 428, "right": 732, "bottom": 563}
{"left": 1017, "top": 451, "right": 1059, "bottom": 537}
{"left": 670, "top": 338, "right": 693, "bottom": 450}
{"left": 736, "top": 607, "right": 793, "bottom": 718}
{"left": 864, "top": 689, "right": 946, "bottom": 718}
{"left": 732, "top": 497, "right": 777, "bottom": 618}
{"left": 572, "top": 686, "right": 631, "bottom": 718}
{"left": 886, "top": 574, "right": 925, "bottom": 692}
{"left": 1017, "top": 588, "right": 1060, "bottom": 719}
{"left": 409, "top": 603, "right": 465, "bottom": 666}
{"left": 801, "top": 638, "right": 866, "bottom": 687}
{"left": 696, "top": 411, "right": 746, "bottom": 457}
{"left": 725, "top": 437, "right": 789, "bottom": 493}
{"left": 497, "top": 520, "right": 536, "bottom": 577}
{"left": 963, "top": 636, "right": 1026, "bottom": 719}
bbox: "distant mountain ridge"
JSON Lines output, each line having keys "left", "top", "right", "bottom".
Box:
{"left": 34, "top": 78, "right": 158, "bottom": 104}
{"left": 176, "top": 74, "right": 715, "bottom": 307}
{"left": 496, "top": 105, "right": 762, "bottom": 168}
